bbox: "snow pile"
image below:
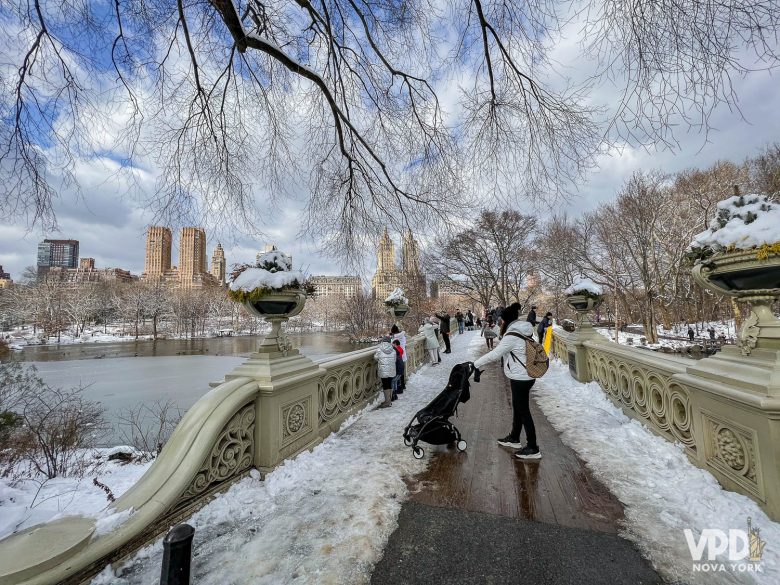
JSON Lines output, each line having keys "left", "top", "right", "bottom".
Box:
{"left": 0, "top": 449, "right": 152, "bottom": 540}
{"left": 93, "top": 333, "right": 483, "bottom": 585}
{"left": 384, "top": 287, "right": 408, "bottom": 306}
{"left": 256, "top": 250, "right": 293, "bottom": 272}
{"left": 534, "top": 363, "right": 780, "bottom": 585}
{"left": 564, "top": 276, "right": 603, "bottom": 296}
{"left": 229, "top": 249, "right": 305, "bottom": 294}
{"left": 690, "top": 193, "right": 780, "bottom": 252}
{"left": 229, "top": 268, "right": 304, "bottom": 293}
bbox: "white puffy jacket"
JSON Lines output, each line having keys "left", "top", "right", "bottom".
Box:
{"left": 473, "top": 320, "right": 534, "bottom": 381}
{"left": 375, "top": 341, "right": 397, "bottom": 379}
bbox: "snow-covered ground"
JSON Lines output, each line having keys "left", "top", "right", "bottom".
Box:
{"left": 0, "top": 448, "right": 152, "bottom": 540}
{"left": 659, "top": 319, "right": 737, "bottom": 339}
{"left": 535, "top": 362, "right": 780, "bottom": 585}
{"left": 91, "top": 334, "right": 484, "bottom": 584}
{"left": 2, "top": 324, "right": 274, "bottom": 349}
{"left": 6, "top": 330, "right": 775, "bottom": 584}
{"left": 594, "top": 328, "right": 693, "bottom": 351}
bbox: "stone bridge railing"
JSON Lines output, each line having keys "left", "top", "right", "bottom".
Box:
{"left": 0, "top": 322, "right": 445, "bottom": 585}
{"left": 552, "top": 326, "right": 780, "bottom": 521}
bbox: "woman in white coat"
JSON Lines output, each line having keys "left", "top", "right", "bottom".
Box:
{"left": 418, "top": 318, "right": 441, "bottom": 365}
{"left": 375, "top": 336, "right": 397, "bottom": 408}
{"left": 473, "top": 302, "right": 541, "bottom": 460}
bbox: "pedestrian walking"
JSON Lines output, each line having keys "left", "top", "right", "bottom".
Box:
{"left": 687, "top": 326, "right": 695, "bottom": 341}
{"left": 391, "top": 324, "right": 408, "bottom": 391}
{"left": 435, "top": 310, "right": 452, "bottom": 353}
{"left": 537, "top": 312, "right": 553, "bottom": 343}
{"left": 419, "top": 318, "right": 441, "bottom": 365}
{"left": 481, "top": 317, "right": 499, "bottom": 349}
{"left": 465, "top": 310, "right": 475, "bottom": 331}
{"left": 526, "top": 305, "right": 538, "bottom": 327}
{"left": 392, "top": 339, "right": 405, "bottom": 400}
{"left": 456, "top": 310, "right": 465, "bottom": 334}
{"left": 473, "top": 302, "right": 541, "bottom": 460}
{"left": 476, "top": 316, "right": 483, "bottom": 329}
{"left": 708, "top": 327, "right": 716, "bottom": 340}
{"left": 375, "top": 336, "right": 397, "bottom": 408}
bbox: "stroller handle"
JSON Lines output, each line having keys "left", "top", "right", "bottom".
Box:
{"left": 461, "top": 361, "right": 482, "bottom": 382}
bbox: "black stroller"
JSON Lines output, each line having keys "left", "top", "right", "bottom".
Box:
{"left": 403, "top": 362, "right": 477, "bottom": 459}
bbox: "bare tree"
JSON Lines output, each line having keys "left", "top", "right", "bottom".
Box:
{"left": 1, "top": 361, "right": 108, "bottom": 478}
{"left": 427, "top": 210, "right": 536, "bottom": 310}
{"left": 117, "top": 400, "right": 183, "bottom": 461}
{"left": 335, "top": 289, "right": 383, "bottom": 339}
{"left": 3, "top": 1, "right": 777, "bottom": 258}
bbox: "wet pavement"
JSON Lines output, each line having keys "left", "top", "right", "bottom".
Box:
{"left": 371, "top": 339, "right": 662, "bottom": 584}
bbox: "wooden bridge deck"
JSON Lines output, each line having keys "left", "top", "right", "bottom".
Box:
{"left": 406, "top": 348, "right": 624, "bottom": 534}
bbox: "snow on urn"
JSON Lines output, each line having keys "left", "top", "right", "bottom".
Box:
{"left": 228, "top": 250, "right": 314, "bottom": 353}
{"left": 384, "top": 287, "right": 410, "bottom": 318}
{"left": 688, "top": 189, "right": 780, "bottom": 355}
{"left": 564, "top": 276, "right": 604, "bottom": 329}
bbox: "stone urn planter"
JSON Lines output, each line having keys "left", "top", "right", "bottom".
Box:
{"left": 566, "top": 293, "right": 604, "bottom": 329}
{"left": 384, "top": 287, "right": 410, "bottom": 320}
{"left": 228, "top": 250, "right": 312, "bottom": 354}
{"left": 388, "top": 303, "right": 410, "bottom": 318}
{"left": 692, "top": 248, "right": 780, "bottom": 354}
{"left": 564, "top": 276, "right": 605, "bottom": 332}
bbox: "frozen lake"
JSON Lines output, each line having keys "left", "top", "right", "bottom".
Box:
{"left": 23, "top": 333, "right": 372, "bottom": 445}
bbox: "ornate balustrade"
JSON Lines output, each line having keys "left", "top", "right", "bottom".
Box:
{"left": 552, "top": 329, "right": 780, "bottom": 521}
{"left": 0, "top": 325, "right": 440, "bottom": 585}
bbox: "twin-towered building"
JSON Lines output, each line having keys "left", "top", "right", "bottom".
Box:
{"left": 142, "top": 226, "right": 226, "bottom": 288}
{"left": 371, "top": 228, "right": 426, "bottom": 300}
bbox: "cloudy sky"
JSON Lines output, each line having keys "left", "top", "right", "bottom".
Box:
{"left": 1, "top": 3, "right": 779, "bottom": 282}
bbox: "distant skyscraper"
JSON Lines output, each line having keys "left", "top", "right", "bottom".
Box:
{"left": 401, "top": 229, "right": 426, "bottom": 295}
{"left": 0, "top": 265, "right": 11, "bottom": 288}
{"left": 179, "top": 227, "right": 208, "bottom": 287}
{"left": 211, "top": 242, "right": 226, "bottom": 285}
{"left": 143, "top": 226, "right": 172, "bottom": 278}
{"left": 37, "top": 239, "right": 79, "bottom": 275}
{"left": 371, "top": 228, "right": 399, "bottom": 300}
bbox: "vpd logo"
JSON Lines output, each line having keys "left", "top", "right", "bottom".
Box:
{"left": 684, "top": 517, "right": 766, "bottom": 573}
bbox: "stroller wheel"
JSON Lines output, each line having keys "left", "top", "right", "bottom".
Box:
{"left": 403, "top": 435, "right": 412, "bottom": 447}
{"left": 456, "top": 439, "right": 467, "bottom": 452}
{"left": 412, "top": 446, "right": 425, "bottom": 459}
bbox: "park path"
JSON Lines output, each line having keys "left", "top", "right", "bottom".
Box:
{"left": 371, "top": 333, "right": 662, "bottom": 585}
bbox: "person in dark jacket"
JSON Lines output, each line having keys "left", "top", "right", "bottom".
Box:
{"left": 687, "top": 326, "right": 695, "bottom": 341}
{"left": 456, "top": 310, "right": 465, "bottom": 334}
{"left": 465, "top": 310, "right": 475, "bottom": 330}
{"left": 435, "top": 311, "right": 452, "bottom": 353}
{"left": 526, "top": 305, "right": 538, "bottom": 327}
{"left": 537, "top": 312, "right": 553, "bottom": 343}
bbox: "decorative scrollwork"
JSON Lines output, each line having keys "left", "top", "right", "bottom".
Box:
{"left": 182, "top": 403, "right": 255, "bottom": 501}
{"left": 739, "top": 311, "right": 760, "bottom": 356}
{"left": 585, "top": 348, "right": 696, "bottom": 453}
{"left": 318, "top": 356, "right": 381, "bottom": 425}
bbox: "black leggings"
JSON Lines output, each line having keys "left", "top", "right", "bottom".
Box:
{"left": 510, "top": 379, "right": 537, "bottom": 448}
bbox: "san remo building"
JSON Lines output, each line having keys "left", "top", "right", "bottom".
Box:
{"left": 371, "top": 228, "right": 427, "bottom": 300}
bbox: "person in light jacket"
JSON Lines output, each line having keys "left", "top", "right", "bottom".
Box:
{"left": 375, "top": 336, "right": 397, "bottom": 408}
{"left": 419, "top": 318, "right": 441, "bottom": 365}
{"left": 473, "top": 302, "right": 541, "bottom": 460}
{"left": 391, "top": 324, "right": 408, "bottom": 391}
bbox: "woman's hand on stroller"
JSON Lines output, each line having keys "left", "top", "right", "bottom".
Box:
{"left": 462, "top": 362, "right": 483, "bottom": 383}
